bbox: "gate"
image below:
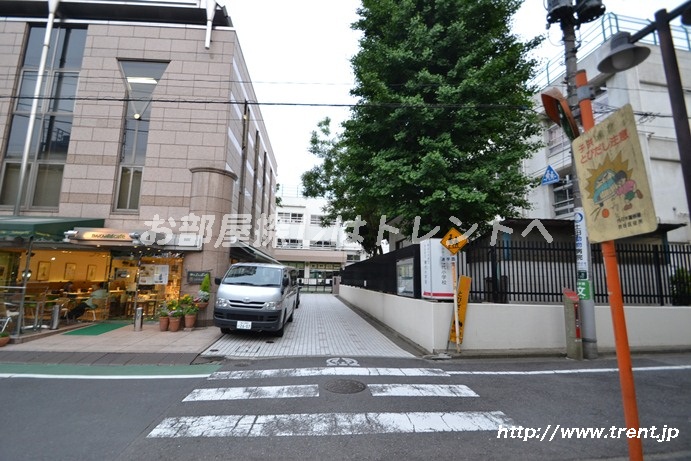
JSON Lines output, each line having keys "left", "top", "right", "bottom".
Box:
{"left": 299, "top": 278, "right": 333, "bottom": 293}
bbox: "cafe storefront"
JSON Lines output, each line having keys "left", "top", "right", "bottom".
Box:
{"left": 0, "top": 220, "right": 200, "bottom": 336}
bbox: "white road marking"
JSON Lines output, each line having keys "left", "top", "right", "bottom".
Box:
{"left": 368, "top": 384, "right": 478, "bottom": 397}
{"left": 210, "top": 367, "right": 449, "bottom": 380}
{"left": 448, "top": 365, "right": 691, "bottom": 375}
{"left": 183, "top": 385, "right": 319, "bottom": 401}
{"left": 147, "top": 411, "right": 512, "bottom": 438}
{"left": 0, "top": 373, "right": 212, "bottom": 380}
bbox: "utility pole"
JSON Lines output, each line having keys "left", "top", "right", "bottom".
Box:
{"left": 546, "top": 0, "right": 605, "bottom": 360}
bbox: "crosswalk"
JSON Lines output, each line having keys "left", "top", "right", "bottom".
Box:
{"left": 147, "top": 358, "right": 514, "bottom": 439}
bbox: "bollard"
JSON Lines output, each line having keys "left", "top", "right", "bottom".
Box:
{"left": 134, "top": 306, "right": 143, "bottom": 331}
{"left": 49, "top": 304, "right": 61, "bottom": 330}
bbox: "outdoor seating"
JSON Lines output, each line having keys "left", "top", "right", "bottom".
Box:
{"left": 0, "top": 302, "right": 19, "bottom": 334}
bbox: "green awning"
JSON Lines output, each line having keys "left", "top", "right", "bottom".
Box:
{"left": 0, "top": 216, "right": 105, "bottom": 242}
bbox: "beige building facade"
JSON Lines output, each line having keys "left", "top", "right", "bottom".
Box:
{"left": 0, "top": 0, "right": 277, "bottom": 327}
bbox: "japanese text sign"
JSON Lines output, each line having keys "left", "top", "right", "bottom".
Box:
{"left": 572, "top": 104, "right": 657, "bottom": 243}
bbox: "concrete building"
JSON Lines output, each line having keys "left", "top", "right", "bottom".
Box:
{"left": 273, "top": 185, "right": 364, "bottom": 287}
{"left": 524, "top": 12, "right": 691, "bottom": 244}
{"left": 0, "top": 0, "right": 277, "bottom": 326}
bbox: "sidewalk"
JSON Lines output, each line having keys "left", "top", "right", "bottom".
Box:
{"left": 0, "top": 294, "right": 420, "bottom": 366}
{"left": 0, "top": 321, "right": 222, "bottom": 366}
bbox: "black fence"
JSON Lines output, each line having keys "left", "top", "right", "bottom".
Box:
{"left": 340, "top": 241, "right": 691, "bottom": 305}
{"left": 341, "top": 245, "right": 421, "bottom": 298}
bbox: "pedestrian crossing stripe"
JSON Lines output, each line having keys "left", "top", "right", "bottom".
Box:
{"left": 147, "top": 411, "right": 513, "bottom": 438}
{"left": 368, "top": 384, "right": 478, "bottom": 397}
{"left": 182, "top": 384, "right": 479, "bottom": 401}
{"left": 209, "top": 367, "right": 449, "bottom": 380}
{"left": 183, "top": 385, "right": 320, "bottom": 401}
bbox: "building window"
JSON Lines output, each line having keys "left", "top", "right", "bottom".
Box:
{"left": 546, "top": 123, "right": 570, "bottom": 159}
{"left": 0, "top": 26, "right": 86, "bottom": 209}
{"left": 553, "top": 179, "right": 574, "bottom": 216}
{"left": 278, "top": 212, "right": 303, "bottom": 223}
{"left": 310, "top": 240, "right": 336, "bottom": 249}
{"left": 277, "top": 238, "right": 302, "bottom": 248}
{"left": 115, "top": 60, "right": 168, "bottom": 210}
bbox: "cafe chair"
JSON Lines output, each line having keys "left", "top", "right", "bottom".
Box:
{"left": 80, "top": 298, "right": 109, "bottom": 322}
{"left": 0, "top": 302, "right": 19, "bottom": 334}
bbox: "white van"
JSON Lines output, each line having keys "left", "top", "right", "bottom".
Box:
{"left": 213, "top": 263, "right": 298, "bottom": 337}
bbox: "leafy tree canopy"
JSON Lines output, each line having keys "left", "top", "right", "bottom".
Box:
{"left": 302, "top": 0, "right": 543, "bottom": 254}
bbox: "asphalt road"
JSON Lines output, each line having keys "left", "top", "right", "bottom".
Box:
{"left": 2, "top": 353, "right": 690, "bottom": 461}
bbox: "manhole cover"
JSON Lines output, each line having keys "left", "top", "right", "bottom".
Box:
{"left": 323, "top": 379, "right": 368, "bottom": 394}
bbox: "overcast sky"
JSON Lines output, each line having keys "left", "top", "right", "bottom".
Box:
{"left": 222, "top": 1, "right": 678, "bottom": 190}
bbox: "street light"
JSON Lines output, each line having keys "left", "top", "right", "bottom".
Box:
{"left": 597, "top": 1, "right": 691, "bottom": 216}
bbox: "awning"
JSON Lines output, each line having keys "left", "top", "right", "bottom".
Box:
{"left": 231, "top": 241, "right": 280, "bottom": 264}
{"left": 0, "top": 216, "right": 105, "bottom": 242}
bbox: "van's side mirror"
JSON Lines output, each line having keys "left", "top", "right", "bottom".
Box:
{"left": 282, "top": 277, "right": 290, "bottom": 287}
{"left": 214, "top": 277, "right": 222, "bottom": 285}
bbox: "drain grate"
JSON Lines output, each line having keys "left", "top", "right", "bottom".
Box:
{"left": 323, "top": 379, "right": 368, "bottom": 394}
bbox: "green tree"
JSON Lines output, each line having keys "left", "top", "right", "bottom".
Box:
{"left": 304, "top": 0, "right": 543, "bottom": 254}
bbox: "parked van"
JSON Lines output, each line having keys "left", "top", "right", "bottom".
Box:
{"left": 213, "top": 263, "right": 298, "bottom": 337}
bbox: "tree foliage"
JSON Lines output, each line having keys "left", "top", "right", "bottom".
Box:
{"left": 302, "top": 0, "right": 543, "bottom": 254}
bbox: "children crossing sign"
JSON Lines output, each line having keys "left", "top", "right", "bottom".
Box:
{"left": 541, "top": 165, "right": 560, "bottom": 185}
{"left": 440, "top": 227, "right": 467, "bottom": 254}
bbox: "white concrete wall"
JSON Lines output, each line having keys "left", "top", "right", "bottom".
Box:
{"left": 339, "top": 285, "right": 691, "bottom": 355}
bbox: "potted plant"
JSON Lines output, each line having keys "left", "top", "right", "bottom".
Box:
{"left": 183, "top": 304, "right": 199, "bottom": 329}
{"left": 167, "top": 299, "right": 183, "bottom": 332}
{"left": 168, "top": 308, "right": 183, "bottom": 332}
{"left": 195, "top": 273, "right": 211, "bottom": 309}
{"left": 158, "top": 306, "right": 170, "bottom": 332}
{"left": 0, "top": 331, "right": 10, "bottom": 347}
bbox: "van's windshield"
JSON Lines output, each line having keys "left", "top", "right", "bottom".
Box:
{"left": 222, "top": 266, "right": 282, "bottom": 287}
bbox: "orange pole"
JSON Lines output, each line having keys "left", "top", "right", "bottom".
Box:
{"left": 576, "top": 70, "right": 642, "bottom": 461}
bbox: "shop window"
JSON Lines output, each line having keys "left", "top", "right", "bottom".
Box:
{"left": 0, "top": 26, "right": 86, "bottom": 209}
{"left": 115, "top": 60, "right": 168, "bottom": 211}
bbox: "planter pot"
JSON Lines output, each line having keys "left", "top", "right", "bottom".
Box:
{"left": 0, "top": 336, "right": 10, "bottom": 347}
{"left": 168, "top": 316, "right": 182, "bottom": 332}
{"left": 196, "top": 301, "right": 209, "bottom": 310}
{"left": 184, "top": 314, "right": 197, "bottom": 329}
{"left": 159, "top": 316, "right": 169, "bottom": 332}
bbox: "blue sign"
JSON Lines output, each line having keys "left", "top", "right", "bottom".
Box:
{"left": 541, "top": 165, "right": 560, "bottom": 185}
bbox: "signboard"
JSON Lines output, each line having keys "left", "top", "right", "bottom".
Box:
{"left": 541, "top": 165, "right": 560, "bottom": 185}
{"left": 420, "top": 238, "right": 454, "bottom": 300}
{"left": 572, "top": 104, "right": 657, "bottom": 243}
{"left": 440, "top": 227, "right": 467, "bottom": 255}
{"left": 573, "top": 207, "right": 592, "bottom": 301}
{"left": 449, "top": 275, "right": 471, "bottom": 344}
{"left": 139, "top": 264, "right": 169, "bottom": 285}
{"left": 187, "top": 270, "right": 210, "bottom": 284}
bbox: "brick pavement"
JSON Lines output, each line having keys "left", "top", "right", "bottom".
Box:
{"left": 0, "top": 294, "right": 417, "bottom": 366}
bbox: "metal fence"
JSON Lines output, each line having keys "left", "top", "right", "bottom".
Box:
{"left": 340, "top": 242, "right": 691, "bottom": 306}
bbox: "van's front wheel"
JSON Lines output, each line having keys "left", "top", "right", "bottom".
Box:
{"left": 275, "top": 317, "right": 285, "bottom": 337}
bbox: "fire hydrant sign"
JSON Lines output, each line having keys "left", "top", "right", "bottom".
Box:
{"left": 571, "top": 104, "right": 657, "bottom": 243}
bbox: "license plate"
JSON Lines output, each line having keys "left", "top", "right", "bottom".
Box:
{"left": 236, "top": 321, "right": 252, "bottom": 330}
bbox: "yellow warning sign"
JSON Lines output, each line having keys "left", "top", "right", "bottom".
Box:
{"left": 441, "top": 227, "right": 467, "bottom": 255}
{"left": 449, "top": 275, "right": 471, "bottom": 345}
